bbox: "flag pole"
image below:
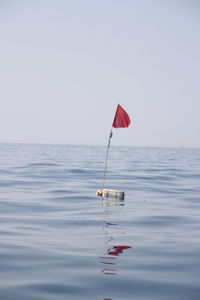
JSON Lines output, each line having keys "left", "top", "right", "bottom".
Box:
{"left": 102, "top": 128, "right": 113, "bottom": 189}
{"left": 97, "top": 104, "right": 131, "bottom": 198}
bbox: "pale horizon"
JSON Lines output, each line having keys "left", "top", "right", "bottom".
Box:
{"left": 1, "top": 141, "right": 199, "bottom": 150}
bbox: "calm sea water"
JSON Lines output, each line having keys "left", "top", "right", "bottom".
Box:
{"left": 0, "top": 143, "right": 200, "bottom": 300}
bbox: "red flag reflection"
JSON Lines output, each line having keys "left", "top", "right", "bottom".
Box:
{"left": 108, "top": 245, "right": 131, "bottom": 256}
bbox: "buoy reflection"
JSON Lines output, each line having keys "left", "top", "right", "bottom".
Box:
{"left": 101, "top": 197, "right": 125, "bottom": 207}
{"left": 99, "top": 197, "right": 132, "bottom": 276}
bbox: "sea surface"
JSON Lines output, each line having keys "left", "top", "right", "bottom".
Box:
{"left": 0, "top": 143, "right": 200, "bottom": 300}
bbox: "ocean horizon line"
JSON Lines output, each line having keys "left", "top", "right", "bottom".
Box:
{"left": 0, "top": 141, "right": 199, "bottom": 150}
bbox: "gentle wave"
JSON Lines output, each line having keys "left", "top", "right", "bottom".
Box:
{"left": 0, "top": 143, "right": 200, "bottom": 300}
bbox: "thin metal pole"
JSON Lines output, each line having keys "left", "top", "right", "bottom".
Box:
{"left": 102, "top": 129, "right": 113, "bottom": 189}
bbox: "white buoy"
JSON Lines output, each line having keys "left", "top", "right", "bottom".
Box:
{"left": 96, "top": 189, "right": 125, "bottom": 200}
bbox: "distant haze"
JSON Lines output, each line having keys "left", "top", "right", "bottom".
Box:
{"left": 1, "top": 0, "right": 200, "bottom": 148}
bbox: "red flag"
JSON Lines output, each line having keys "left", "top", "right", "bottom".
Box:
{"left": 112, "top": 104, "right": 131, "bottom": 128}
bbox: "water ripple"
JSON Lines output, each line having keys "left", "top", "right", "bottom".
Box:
{"left": 0, "top": 144, "right": 200, "bottom": 300}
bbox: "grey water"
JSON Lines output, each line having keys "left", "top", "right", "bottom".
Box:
{"left": 0, "top": 143, "right": 200, "bottom": 300}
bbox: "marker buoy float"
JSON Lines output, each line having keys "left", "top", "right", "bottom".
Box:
{"left": 96, "top": 189, "right": 125, "bottom": 200}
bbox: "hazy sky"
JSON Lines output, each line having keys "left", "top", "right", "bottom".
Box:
{"left": 1, "top": 0, "right": 200, "bottom": 147}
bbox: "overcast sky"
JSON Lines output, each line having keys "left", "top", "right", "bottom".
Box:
{"left": 1, "top": 0, "right": 200, "bottom": 147}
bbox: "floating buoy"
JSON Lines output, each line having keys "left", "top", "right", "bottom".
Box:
{"left": 96, "top": 189, "right": 125, "bottom": 200}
